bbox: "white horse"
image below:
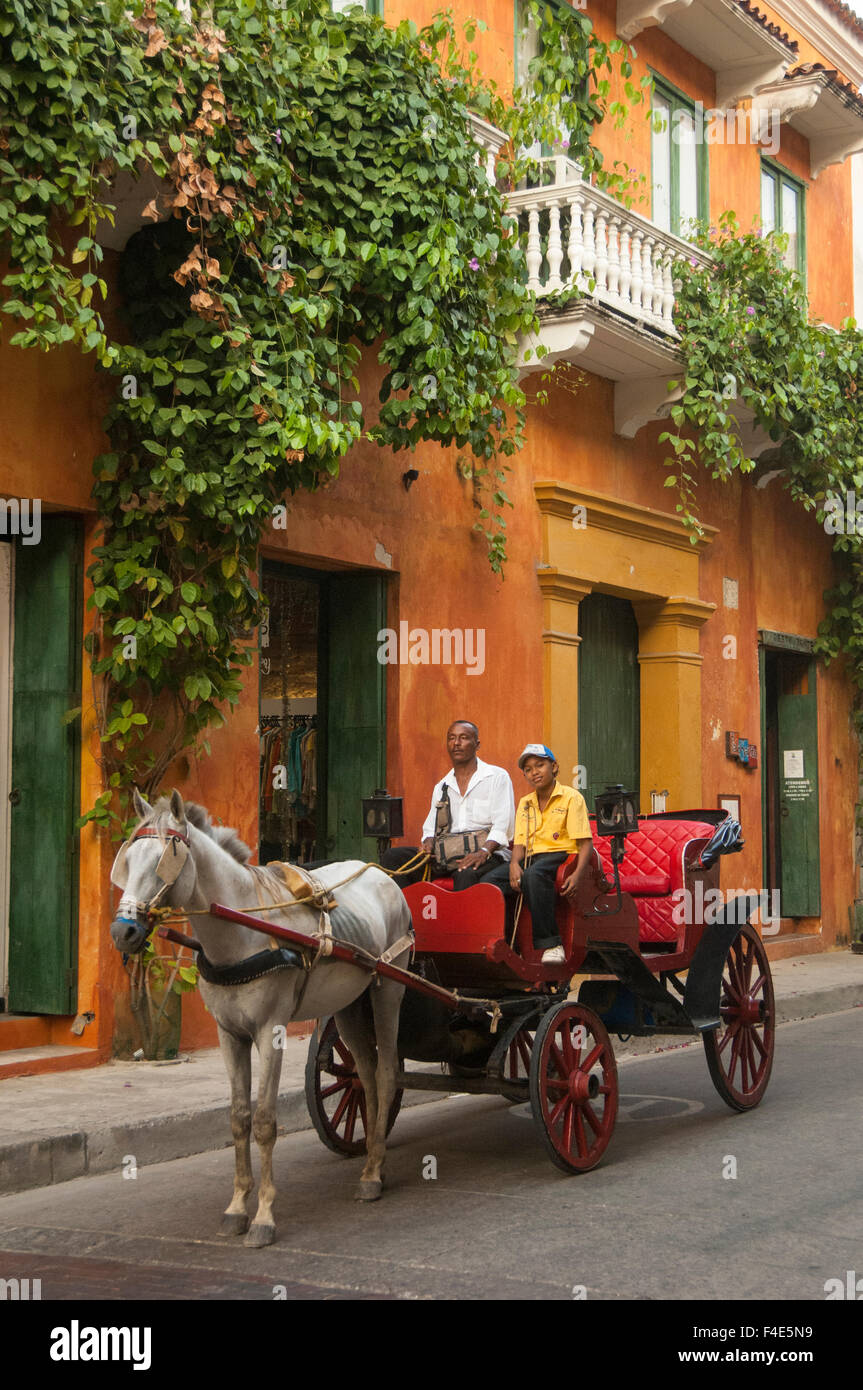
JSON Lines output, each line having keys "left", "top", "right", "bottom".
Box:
{"left": 109, "top": 790, "right": 411, "bottom": 1247}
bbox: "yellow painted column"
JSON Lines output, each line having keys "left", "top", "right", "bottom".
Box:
{"left": 634, "top": 596, "right": 716, "bottom": 808}
{"left": 537, "top": 569, "right": 592, "bottom": 786}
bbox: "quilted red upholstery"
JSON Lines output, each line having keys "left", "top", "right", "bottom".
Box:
{"left": 591, "top": 820, "right": 715, "bottom": 943}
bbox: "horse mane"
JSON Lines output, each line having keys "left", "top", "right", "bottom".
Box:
{"left": 143, "top": 798, "right": 252, "bottom": 865}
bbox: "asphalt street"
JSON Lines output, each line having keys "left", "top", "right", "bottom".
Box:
{"left": 0, "top": 1009, "right": 860, "bottom": 1303}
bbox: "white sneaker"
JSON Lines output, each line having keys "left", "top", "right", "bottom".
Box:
{"left": 541, "top": 945, "right": 566, "bottom": 964}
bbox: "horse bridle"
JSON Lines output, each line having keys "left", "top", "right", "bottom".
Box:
{"left": 113, "top": 825, "right": 193, "bottom": 933}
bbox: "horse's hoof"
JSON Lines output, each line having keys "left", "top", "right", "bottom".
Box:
{"left": 244, "top": 1223, "right": 276, "bottom": 1248}
{"left": 219, "top": 1213, "right": 249, "bottom": 1237}
{"left": 356, "top": 1179, "right": 383, "bottom": 1202}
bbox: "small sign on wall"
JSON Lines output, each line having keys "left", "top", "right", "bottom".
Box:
{"left": 783, "top": 749, "right": 804, "bottom": 778}
{"left": 725, "top": 731, "right": 758, "bottom": 769}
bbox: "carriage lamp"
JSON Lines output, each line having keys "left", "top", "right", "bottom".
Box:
{"left": 362, "top": 789, "right": 404, "bottom": 861}
{"left": 588, "top": 785, "right": 639, "bottom": 917}
{"left": 594, "top": 785, "right": 639, "bottom": 840}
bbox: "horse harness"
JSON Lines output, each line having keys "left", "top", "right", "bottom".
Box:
{"left": 114, "top": 825, "right": 414, "bottom": 988}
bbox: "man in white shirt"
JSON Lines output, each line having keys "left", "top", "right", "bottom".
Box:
{"left": 383, "top": 720, "right": 516, "bottom": 890}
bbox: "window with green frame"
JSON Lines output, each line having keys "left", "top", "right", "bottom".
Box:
{"left": 650, "top": 74, "right": 708, "bottom": 238}
{"left": 761, "top": 160, "right": 806, "bottom": 277}
{"left": 331, "top": 0, "right": 381, "bottom": 15}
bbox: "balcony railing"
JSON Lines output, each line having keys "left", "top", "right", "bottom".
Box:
{"left": 506, "top": 157, "right": 713, "bottom": 336}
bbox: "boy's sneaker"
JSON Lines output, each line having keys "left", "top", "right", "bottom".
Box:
{"left": 541, "top": 945, "right": 566, "bottom": 964}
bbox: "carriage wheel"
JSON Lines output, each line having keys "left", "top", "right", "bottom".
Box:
{"left": 703, "top": 922, "right": 775, "bottom": 1111}
{"left": 529, "top": 1002, "right": 618, "bottom": 1174}
{"left": 304, "top": 1016, "right": 403, "bottom": 1157}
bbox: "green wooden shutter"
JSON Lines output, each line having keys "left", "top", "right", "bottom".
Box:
{"left": 578, "top": 593, "right": 640, "bottom": 811}
{"left": 8, "top": 517, "right": 82, "bottom": 1014}
{"left": 777, "top": 665, "right": 820, "bottom": 917}
{"left": 325, "top": 574, "right": 386, "bottom": 859}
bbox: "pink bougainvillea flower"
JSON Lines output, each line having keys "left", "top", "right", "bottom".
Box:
{"left": 745, "top": 305, "right": 756, "bottom": 316}
{"left": 468, "top": 257, "right": 480, "bottom": 271}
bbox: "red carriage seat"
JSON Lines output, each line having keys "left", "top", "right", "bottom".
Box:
{"left": 589, "top": 818, "right": 715, "bottom": 944}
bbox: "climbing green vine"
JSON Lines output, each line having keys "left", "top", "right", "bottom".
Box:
{"left": 0, "top": 0, "right": 639, "bottom": 821}
{"left": 661, "top": 211, "right": 863, "bottom": 699}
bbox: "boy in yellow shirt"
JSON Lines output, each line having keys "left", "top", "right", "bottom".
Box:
{"left": 488, "top": 743, "right": 593, "bottom": 964}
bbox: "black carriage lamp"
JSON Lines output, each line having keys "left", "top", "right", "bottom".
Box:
{"left": 589, "top": 785, "right": 639, "bottom": 917}
{"left": 362, "top": 789, "right": 404, "bottom": 861}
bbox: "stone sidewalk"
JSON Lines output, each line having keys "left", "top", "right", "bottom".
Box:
{"left": 1, "top": 949, "right": 861, "bottom": 1196}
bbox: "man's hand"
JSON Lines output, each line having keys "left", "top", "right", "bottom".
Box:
{"left": 560, "top": 870, "right": 580, "bottom": 900}
{"left": 459, "top": 849, "right": 489, "bottom": 871}
{"left": 509, "top": 864, "right": 523, "bottom": 891}
{"left": 421, "top": 838, "right": 435, "bottom": 855}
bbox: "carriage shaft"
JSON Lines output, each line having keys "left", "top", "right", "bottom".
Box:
{"left": 207, "top": 902, "right": 492, "bottom": 1020}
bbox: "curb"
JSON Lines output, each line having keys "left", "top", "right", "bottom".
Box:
{"left": 0, "top": 1077, "right": 448, "bottom": 1198}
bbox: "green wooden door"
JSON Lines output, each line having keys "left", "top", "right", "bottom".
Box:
{"left": 8, "top": 517, "right": 82, "bottom": 1013}
{"left": 325, "top": 574, "right": 386, "bottom": 859}
{"left": 578, "top": 593, "right": 640, "bottom": 811}
{"left": 777, "top": 667, "right": 820, "bottom": 917}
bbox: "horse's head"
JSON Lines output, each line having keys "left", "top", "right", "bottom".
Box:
{"left": 109, "top": 788, "right": 199, "bottom": 954}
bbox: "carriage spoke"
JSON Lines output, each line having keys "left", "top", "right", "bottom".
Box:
{"left": 725, "top": 957, "right": 744, "bottom": 1003}
{"left": 343, "top": 1091, "right": 359, "bottom": 1143}
{"left": 550, "top": 1092, "right": 569, "bottom": 1127}
{"left": 582, "top": 1042, "right": 604, "bottom": 1073}
{"left": 561, "top": 1026, "right": 575, "bottom": 1071}
{"left": 749, "top": 971, "right": 766, "bottom": 998}
{"left": 330, "top": 1084, "right": 353, "bottom": 1129}
{"left": 516, "top": 1035, "right": 532, "bottom": 1072}
{"left": 562, "top": 1099, "right": 575, "bottom": 1154}
{"left": 320, "top": 1078, "right": 351, "bottom": 1101}
{"left": 717, "top": 1019, "right": 739, "bottom": 1056}
{"left": 582, "top": 1100, "right": 601, "bottom": 1136}
{"left": 574, "top": 1106, "right": 588, "bottom": 1159}
{"left": 549, "top": 1042, "right": 567, "bottom": 1079}
{"left": 749, "top": 1026, "right": 767, "bottom": 1061}
{"left": 728, "top": 1028, "right": 744, "bottom": 1086}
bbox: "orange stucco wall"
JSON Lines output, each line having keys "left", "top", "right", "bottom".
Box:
{"left": 1, "top": 0, "right": 860, "bottom": 1064}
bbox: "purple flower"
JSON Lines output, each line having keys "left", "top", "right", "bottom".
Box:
{"left": 561, "top": 139, "right": 570, "bottom": 148}
{"left": 689, "top": 258, "right": 698, "bottom": 267}
{"left": 274, "top": 129, "right": 282, "bottom": 146}
{"left": 468, "top": 257, "right": 480, "bottom": 271}
{"left": 745, "top": 305, "right": 756, "bottom": 317}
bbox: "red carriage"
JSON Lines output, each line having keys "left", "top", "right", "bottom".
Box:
{"left": 304, "top": 791, "right": 775, "bottom": 1174}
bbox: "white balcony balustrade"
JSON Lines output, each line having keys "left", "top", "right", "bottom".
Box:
{"left": 506, "top": 157, "right": 713, "bottom": 337}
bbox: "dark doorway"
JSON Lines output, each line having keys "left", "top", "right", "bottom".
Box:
{"left": 578, "top": 593, "right": 641, "bottom": 810}
{"left": 761, "top": 647, "right": 821, "bottom": 918}
{"left": 259, "top": 563, "right": 386, "bottom": 864}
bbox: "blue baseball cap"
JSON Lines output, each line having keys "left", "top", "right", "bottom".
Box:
{"left": 518, "top": 743, "right": 557, "bottom": 769}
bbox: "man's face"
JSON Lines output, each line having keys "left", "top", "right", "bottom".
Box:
{"left": 447, "top": 723, "right": 479, "bottom": 764}
{"left": 522, "top": 756, "right": 557, "bottom": 790}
